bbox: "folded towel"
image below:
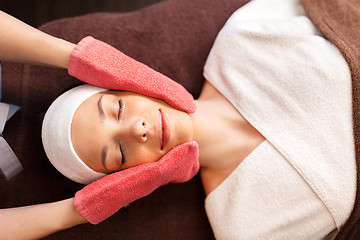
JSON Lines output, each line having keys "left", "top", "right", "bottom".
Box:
{"left": 68, "top": 36, "right": 196, "bottom": 114}
{"left": 74, "top": 141, "right": 199, "bottom": 224}
{"left": 301, "top": 0, "right": 360, "bottom": 239}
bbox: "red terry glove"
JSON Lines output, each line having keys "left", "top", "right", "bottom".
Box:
{"left": 69, "top": 36, "right": 199, "bottom": 224}
{"left": 74, "top": 141, "right": 199, "bottom": 224}
{"left": 68, "top": 36, "right": 196, "bottom": 114}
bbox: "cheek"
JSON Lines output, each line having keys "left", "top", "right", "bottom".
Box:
{"left": 127, "top": 145, "right": 163, "bottom": 167}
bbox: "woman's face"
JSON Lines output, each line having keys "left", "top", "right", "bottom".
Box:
{"left": 71, "top": 91, "right": 193, "bottom": 173}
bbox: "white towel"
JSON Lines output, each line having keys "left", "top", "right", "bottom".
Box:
{"left": 203, "top": 0, "right": 356, "bottom": 238}
{"left": 205, "top": 140, "right": 335, "bottom": 240}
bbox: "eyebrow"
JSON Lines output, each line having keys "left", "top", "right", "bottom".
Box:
{"left": 101, "top": 145, "right": 109, "bottom": 171}
{"left": 98, "top": 95, "right": 105, "bottom": 122}
{"left": 98, "top": 95, "right": 108, "bottom": 171}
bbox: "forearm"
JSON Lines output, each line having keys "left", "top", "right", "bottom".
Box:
{"left": 0, "top": 11, "right": 75, "bottom": 68}
{"left": 0, "top": 198, "right": 88, "bottom": 240}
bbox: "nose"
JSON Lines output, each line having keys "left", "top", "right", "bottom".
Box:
{"left": 117, "top": 118, "right": 149, "bottom": 143}
{"left": 135, "top": 119, "right": 149, "bottom": 142}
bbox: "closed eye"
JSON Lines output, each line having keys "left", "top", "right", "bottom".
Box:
{"left": 119, "top": 143, "right": 126, "bottom": 164}
{"left": 118, "top": 100, "right": 124, "bottom": 121}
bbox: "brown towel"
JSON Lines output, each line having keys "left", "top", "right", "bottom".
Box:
{"left": 301, "top": 0, "right": 360, "bottom": 239}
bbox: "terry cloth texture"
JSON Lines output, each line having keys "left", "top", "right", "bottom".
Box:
{"left": 0, "top": 0, "right": 249, "bottom": 239}
{"left": 300, "top": 0, "right": 360, "bottom": 239}
{"left": 42, "top": 85, "right": 106, "bottom": 184}
{"left": 45, "top": 35, "right": 198, "bottom": 185}
{"left": 203, "top": 0, "right": 356, "bottom": 238}
{"left": 206, "top": 140, "right": 336, "bottom": 239}
{"left": 74, "top": 141, "right": 199, "bottom": 224}
{"left": 68, "top": 37, "right": 196, "bottom": 114}
{"left": 67, "top": 36, "right": 200, "bottom": 221}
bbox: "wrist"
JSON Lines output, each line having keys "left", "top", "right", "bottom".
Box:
{"left": 48, "top": 37, "right": 76, "bottom": 69}
{"left": 57, "top": 198, "right": 88, "bottom": 230}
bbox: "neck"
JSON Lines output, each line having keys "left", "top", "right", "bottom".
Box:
{"left": 190, "top": 100, "right": 239, "bottom": 170}
{"left": 190, "top": 99, "right": 221, "bottom": 168}
{"left": 190, "top": 82, "right": 265, "bottom": 171}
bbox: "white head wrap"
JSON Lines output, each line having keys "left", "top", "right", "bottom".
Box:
{"left": 42, "top": 84, "right": 107, "bottom": 184}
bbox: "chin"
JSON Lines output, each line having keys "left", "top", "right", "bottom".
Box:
{"left": 165, "top": 106, "right": 193, "bottom": 147}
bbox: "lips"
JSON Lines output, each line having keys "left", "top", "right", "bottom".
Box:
{"left": 158, "top": 110, "right": 170, "bottom": 150}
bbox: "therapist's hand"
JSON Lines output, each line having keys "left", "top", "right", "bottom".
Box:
{"left": 67, "top": 36, "right": 196, "bottom": 114}
{"left": 74, "top": 141, "right": 199, "bottom": 224}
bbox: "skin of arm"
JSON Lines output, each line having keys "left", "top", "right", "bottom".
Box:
{"left": 0, "top": 11, "right": 75, "bottom": 68}
{"left": 0, "top": 11, "right": 86, "bottom": 239}
{"left": 0, "top": 198, "right": 88, "bottom": 240}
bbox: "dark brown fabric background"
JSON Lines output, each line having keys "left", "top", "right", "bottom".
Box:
{"left": 0, "top": 0, "right": 249, "bottom": 239}
{"left": 0, "top": 0, "right": 164, "bottom": 27}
